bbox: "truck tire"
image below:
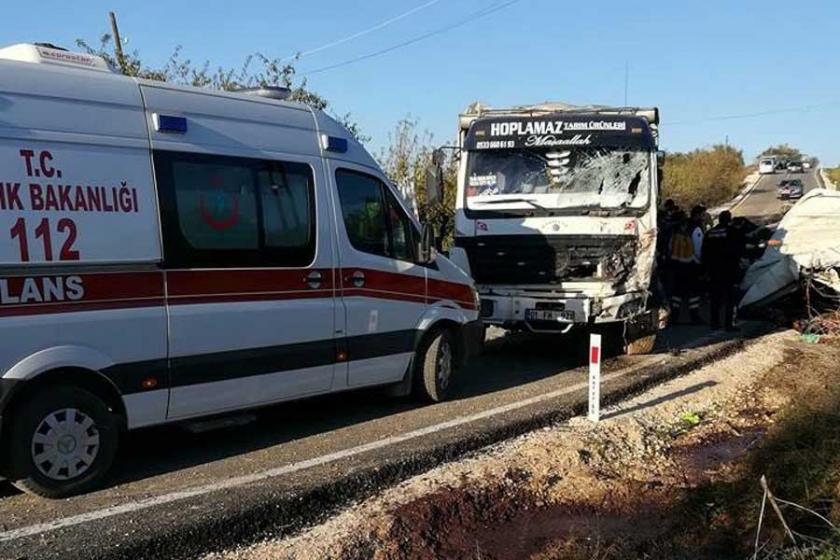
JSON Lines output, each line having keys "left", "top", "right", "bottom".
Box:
{"left": 414, "top": 329, "right": 455, "bottom": 403}
{"left": 7, "top": 386, "right": 119, "bottom": 498}
{"left": 625, "top": 334, "right": 657, "bottom": 355}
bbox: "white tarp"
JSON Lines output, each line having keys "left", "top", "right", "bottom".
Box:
{"left": 740, "top": 189, "right": 840, "bottom": 307}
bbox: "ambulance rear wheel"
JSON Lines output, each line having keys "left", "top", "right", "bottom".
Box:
{"left": 8, "top": 386, "right": 119, "bottom": 498}
{"left": 414, "top": 329, "right": 455, "bottom": 403}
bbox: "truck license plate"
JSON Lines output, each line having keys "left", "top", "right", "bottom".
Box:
{"left": 525, "top": 309, "right": 575, "bottom": 322}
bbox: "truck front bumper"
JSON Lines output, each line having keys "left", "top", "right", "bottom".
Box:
{"left": 478, "top": 290, "right": 648, "bottom": 332}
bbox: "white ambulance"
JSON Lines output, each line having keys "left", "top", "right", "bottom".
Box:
{"left": 0, "top": 44, "right": 482, "bottom": 498}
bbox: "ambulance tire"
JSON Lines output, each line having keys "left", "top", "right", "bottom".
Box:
{"left": 414, "top": 328, "right": 455, "bottom": 403}
{"left": 8, "top": 386, "right": 119, "bottom": 499}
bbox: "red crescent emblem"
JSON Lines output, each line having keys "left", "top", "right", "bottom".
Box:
{"left": 199, "top": 175, "right": 240, "bottom": 230}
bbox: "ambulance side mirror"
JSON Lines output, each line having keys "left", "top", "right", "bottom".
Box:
{"left": 417, "top": 223, "right": 435, "bottom": 264}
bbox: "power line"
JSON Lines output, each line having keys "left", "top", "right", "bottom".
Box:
{"left": 301, "top": 0, "right": 524, "bottom": 76}
{"left": 285, "top": 0, "right": 444, "bottom": 62}
{"left": 665, "top": 102, "right": 840, "bottom": 126}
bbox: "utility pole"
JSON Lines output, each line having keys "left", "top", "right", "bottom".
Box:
{"left": 109, "top": 11, "right": 125, "bottom": 73}
{"left": 623, "top": 61, "right": 629, "bottom": 106}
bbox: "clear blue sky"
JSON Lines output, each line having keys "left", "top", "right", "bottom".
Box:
{"left": 4, "top": 0, "right": 839, "bottom": 165}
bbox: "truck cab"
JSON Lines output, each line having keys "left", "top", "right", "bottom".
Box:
{"left": 448, "top": 103, "right": 662, "bottom": 352}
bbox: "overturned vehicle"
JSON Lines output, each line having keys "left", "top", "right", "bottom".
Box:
{"left": 444, "top": 102, "right": 663, "bottom": 353}
{"left": 740, "top": 189, "right": 840, "bottom": 309}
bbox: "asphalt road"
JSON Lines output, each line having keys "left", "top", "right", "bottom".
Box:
{"left": 732, "top": 168, "right": 821, "bottom": 221}
{"left": 0, "top": 320, "right": 761, "bottom": 560}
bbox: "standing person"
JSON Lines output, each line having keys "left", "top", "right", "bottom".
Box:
{"left": 684, "top": 205, "right": 706, "bottom": 323}
{"left": 656, "top": 199, "right": 679, "bottom": 300}
{"left": 668, "top": 211, "right": 702, "bottom": 324}
{"left": 702, "top": 211, "right": 740, "bottom": 331}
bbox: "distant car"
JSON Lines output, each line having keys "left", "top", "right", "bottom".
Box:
{"left": 787, "top": 161, "right": 804, "bottom": 173}
{"left": 778, "top": 179, "right": 804, "bottom": 200}
{"left": 803, "top": 161, "right": 812, "bottom": 170}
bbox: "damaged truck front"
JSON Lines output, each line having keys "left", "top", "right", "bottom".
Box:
{"left": 446, "top": 103, "right": 662, "bottom": 353}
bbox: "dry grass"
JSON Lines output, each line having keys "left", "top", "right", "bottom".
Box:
{"left": 826, "top": 168, "right": 840, "bottom": 187}
{"left": 663, "top": 145, "right": 746, "bottom": 209}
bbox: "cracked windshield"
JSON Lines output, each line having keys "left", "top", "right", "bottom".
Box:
{"left": 466, "top": 147, "right": 651, "bottom": 211}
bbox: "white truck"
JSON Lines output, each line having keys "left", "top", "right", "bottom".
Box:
{"left": 759, "top": 156, "right": 777, "bottom": 175}
{"left": 440, "top": 102, "right": 663, "bottom": 353}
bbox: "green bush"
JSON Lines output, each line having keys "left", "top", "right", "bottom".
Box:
{"left": 662, "top": 145, "right": 746, "bottom": 209}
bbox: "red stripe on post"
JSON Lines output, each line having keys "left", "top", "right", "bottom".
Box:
{"left": 590, "top": 346, "right": 600, "bottom": 365}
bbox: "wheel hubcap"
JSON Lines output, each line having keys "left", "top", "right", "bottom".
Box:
{"left": 436, "top": 339, "right": 453, "bottom": 391}
{"left": 31, "top": 408, "right": 100, "bottom": 481}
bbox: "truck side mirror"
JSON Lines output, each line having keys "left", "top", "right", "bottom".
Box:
{"left": 424, "top": 148, "right": 446, "bottom": 205}
{"left": 417, "top": 223, "right": 435, "bottom": 264}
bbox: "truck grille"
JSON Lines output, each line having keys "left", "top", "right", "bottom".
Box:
{"left": 455, "top": 235, "right": 637, "bottom": 285}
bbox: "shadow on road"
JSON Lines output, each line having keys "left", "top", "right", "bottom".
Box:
{"left": 104, "top": 330, "right": 596, "bottom": 491}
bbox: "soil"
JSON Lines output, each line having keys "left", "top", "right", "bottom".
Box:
{"left": 207, "top": 330, "right": 840, "bottom": 560}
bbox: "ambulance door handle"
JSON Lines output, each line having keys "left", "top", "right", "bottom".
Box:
{"left": 305, "top": 271, "right": 323, "bottom": 289}
{"left": 347, "top": 270, "right": 366, "bottom": 288}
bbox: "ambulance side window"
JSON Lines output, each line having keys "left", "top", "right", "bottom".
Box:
{"left": 155, "top": 151, "right": 315, "bottom": 268}
{"left": 335, "top": 170, "right": 389, "bottom": 258}
{"left": 383, "top": 188, "right": 417, "bottom": 263}
{"left": 335, "top": 169, "right": 417, "bottom": 263}
{"left": 257, "top": 163, "right": 316, "bottom": 253}
{"left": 171, "top": 160, "right": 259, "bottom": 251}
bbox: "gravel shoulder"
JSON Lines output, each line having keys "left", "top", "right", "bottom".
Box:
{"left": 208, "top": 329, "right": 840, "bottom": 560}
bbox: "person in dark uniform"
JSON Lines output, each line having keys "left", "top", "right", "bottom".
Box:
{"left": 702, "top": 211, "right": 741, "bottom": 331}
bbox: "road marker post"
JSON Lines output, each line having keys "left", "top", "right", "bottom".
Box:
{"left": 588, "top": 334, "right": 602, "bottom": 422}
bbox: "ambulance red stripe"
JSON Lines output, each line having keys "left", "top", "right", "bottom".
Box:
{"left": 0, "top": 268, "right": 476, "bottom": 316}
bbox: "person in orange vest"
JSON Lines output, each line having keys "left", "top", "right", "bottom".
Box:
{"left": 668, "top": 210, "right": 703, "bottom": 324}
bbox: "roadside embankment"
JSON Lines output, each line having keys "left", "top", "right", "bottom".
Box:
{"left": 820, "top": 167, "right": 838, "bottom": 190}
{"left": 209, "top": 329, "right": 840, "bottom": 560}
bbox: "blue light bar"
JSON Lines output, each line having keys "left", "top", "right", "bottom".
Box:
{"left": 321, "top": 134, "right": 348, "bottom": 153}
{"left": 153, "top": 114, "right": 187, "bottom": 134}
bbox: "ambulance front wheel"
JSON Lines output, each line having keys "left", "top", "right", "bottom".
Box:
{"left": 414, "top": 329, "right": 456, "bottom": 403}
{"left": 7, "top": 385, "right": 119, "bottom": 499}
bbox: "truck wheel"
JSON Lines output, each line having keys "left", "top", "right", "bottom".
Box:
{"left": 414, "top": 329, "right": 455, "bottom": 403}
{"left": 7, "top": 386, "right": 119, "bottom": 498}
{"left": 625, "top": 334, "right": 657, "bottom": 355}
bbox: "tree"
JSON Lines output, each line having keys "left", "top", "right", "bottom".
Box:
{"left": 760, "top": 144, "right": 802, "bottom": 160}
{"left": 76, "top": 33, "right": 368, "bottom": 142}
{"left": 377, "top": 118, "right": 457, "bottom": 246}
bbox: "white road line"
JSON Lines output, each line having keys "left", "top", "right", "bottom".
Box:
{"left": 0, "top": 355, "right": 674, "bottom": 543}
{"left": 728, "top": 173, "right": 763, "bottom": 213}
